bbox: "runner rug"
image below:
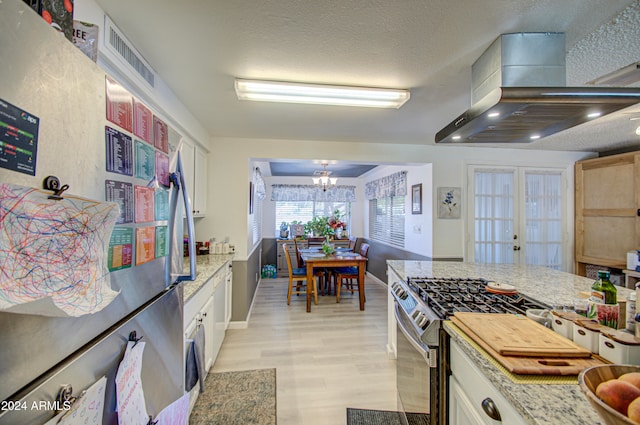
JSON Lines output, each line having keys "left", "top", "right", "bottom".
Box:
{"left": 346, "top": 408, "right": 430, "bottom": 425}
{"left": 190, "top": 368, "right": 276, "bottom": 425}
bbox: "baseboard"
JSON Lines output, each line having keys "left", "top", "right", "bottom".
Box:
{"left": 227, "top": 321, "right": 248, "bottom": 330}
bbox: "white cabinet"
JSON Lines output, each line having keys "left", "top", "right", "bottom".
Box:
{"left": 225, "top": 264, "right": 233, "bottom": 327}
{"left": 450, "top": 377, "right": 487, "bottom": 425}
{"left": 193, "top": 147, "right": 207, "bottom": 216}
{"left": 211, "top": 272, "right": 226, "bottom": 363}
{"left": 449, "top": 339, "right": 527, "bottom": 425}
{"left": 179, "top": 140, "right": 208, "bottom": 217}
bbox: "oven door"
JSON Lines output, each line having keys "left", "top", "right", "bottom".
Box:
{"left": 395, "top": 301, "right": 433, "bottom": 425}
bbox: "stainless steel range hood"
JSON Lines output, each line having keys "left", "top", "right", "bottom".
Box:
{"left": 435, "top": 33, "right": 640, "bottom": 144}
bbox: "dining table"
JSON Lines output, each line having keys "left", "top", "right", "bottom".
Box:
{"left": 299, "top": 250, "right": 368, "bottom": 312}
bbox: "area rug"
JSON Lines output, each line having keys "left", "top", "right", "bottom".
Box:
{"left": 190, "top": 368, "right": 276, "bottom": 425}
{"left": 346, "top": 408, "right": 430, "bottom": 425}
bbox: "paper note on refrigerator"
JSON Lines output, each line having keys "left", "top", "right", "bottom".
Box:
{"left": 115, "top": 341, "right": 148, "bottom": 425}
{"left": 154, "top": 393, "right": 190, "bottom": 425}
{"left": 44, "top": 376, "right": 107, "bottom": 425}
{"left": 0, "top": 183, "right": 120, "bottom": 317}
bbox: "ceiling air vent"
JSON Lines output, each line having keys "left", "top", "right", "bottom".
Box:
{"left": 103, "top": 16, "right": 155, "bottom": 88}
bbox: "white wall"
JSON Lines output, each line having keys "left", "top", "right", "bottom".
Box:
{"left": 75, "top": 0, "right": 210, "bottom": 150}
{"left": 199, "top": 137, "right": 594, "bottom": 260}
{"left": 360, "top": 164, "right": 433, "bottom": 258}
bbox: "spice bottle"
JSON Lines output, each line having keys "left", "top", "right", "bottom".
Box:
{"left": 627, "top": 292, "right": 637, "bottom": 332}
{"left": 590, "top": 270, "right": 617, "bottom": 305}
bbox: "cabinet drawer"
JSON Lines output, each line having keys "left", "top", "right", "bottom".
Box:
{"left": 450, "top": 341, "right": 527, "bottom": 425}
{"left": 184, "top": 278, "right": 214, "bottom": 328}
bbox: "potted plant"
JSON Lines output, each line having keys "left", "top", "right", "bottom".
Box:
{"left": 305, "top": 216, "right": 331, "bottom": 237}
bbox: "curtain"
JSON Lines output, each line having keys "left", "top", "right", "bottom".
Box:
{"left": 364, "top": 171, "right": 407, "bottom": 200}
{"left": 270, "top": 184, "right": 356, "bottom": 202}
{"left": 254, "top": 167, "right": 266, "bottom": 200}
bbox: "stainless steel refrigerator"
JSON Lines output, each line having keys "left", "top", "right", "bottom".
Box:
{"left": 0, "top": 0, "right": 196, "bottom": 423}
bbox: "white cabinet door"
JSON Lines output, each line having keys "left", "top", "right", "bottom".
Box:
{"left": 193, "top": 147, "right": 207, "bottom": 216}
{"left": 212, "top": 277, "right": 226, "bottom": 363}
{"left": 179, "top": 140, "right": 208, "bottom": 217}
{"left": 180, "top": 140, "right": 195, "bottom": 216}
{"left": 386, "top": 266, "right": 399, "bottom": 359}
{"left": 201, "top": 296, "right": 215, "bottom": 372}
{"left": 225, "top": 268, "right": 233, "bottom": 327}
{"left": 449, "top": 377, "right": 486, "bottom": 425}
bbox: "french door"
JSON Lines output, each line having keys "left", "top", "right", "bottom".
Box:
{"left": 466, "top": 165, "right": 568, "bottom": 270}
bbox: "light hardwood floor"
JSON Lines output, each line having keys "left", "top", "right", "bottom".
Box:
{"left": 211, "top": 275, "right": 397, "bottom": 425}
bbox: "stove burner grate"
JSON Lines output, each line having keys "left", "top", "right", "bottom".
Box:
{"left": 407, "top": 276, "right": 548, "bottom": 319}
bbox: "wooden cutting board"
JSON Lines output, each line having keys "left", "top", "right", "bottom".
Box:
{"left": 453, "top": 312, "right": 591, "bottom": 358}
{"left": 450, "top": 317, "right": 608, "bottom": 375}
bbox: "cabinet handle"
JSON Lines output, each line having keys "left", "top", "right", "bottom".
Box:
{"left": 481, "top": 398, "right": 502, "bottom": 421}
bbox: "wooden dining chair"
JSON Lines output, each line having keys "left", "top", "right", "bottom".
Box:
{"left": 306, "top": 236, "right": 325, "bottom": 247}
{"left": 283, "top": 244, "right": 317, "bottom": 306}
{"left": 335, "top": 243, "right": 369, "bottom": 303}
{"left": 348, "top": 236, "right": 357, "bottom": 252}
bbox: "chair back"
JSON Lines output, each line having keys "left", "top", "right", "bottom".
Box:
{"left": 282, "top": 244, "right": 295, "bottom": 277}
{"left": 348, "top": 236, "right": 357, "bottom": 251}
{"left": 293, "top": 239, "right": 303, "bottom": 267}
{"left": 307, "top": 236, "right": 325, "bottom": 247}
{"left": 359, "top": 243, "right": 370, "bottom": 258}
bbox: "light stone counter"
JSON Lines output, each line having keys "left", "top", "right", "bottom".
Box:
{"left": 182, "top": 254, "right": 234, "bottom": 302}
{"left": 387, "top": 260, "right": 633, "bottom": 425}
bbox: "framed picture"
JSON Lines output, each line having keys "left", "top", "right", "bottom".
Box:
{"left": 437, "top": 187, "right": 461, "bottom": 219}
{"left": 249, "top": 181, "right": 254, "bottom": 214}
{"left": 411, "top": 184, "right": 422, "bottom": 215}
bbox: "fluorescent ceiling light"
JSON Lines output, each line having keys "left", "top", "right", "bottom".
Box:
{"left": 234, "top": 79, "right": 410, "bottom": 108}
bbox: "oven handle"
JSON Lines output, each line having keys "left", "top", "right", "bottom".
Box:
{"left": 394, "top": 301, "right": 434, "bottom": 366}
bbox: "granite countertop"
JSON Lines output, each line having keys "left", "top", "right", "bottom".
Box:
{"left": 387, "top": 260, "right": 634, "bottom": 425}
{"left": 182, "top": 253, "right": 235, "bottom": 302}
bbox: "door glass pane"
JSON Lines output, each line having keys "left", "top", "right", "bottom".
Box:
{"left": 524, "top": 171, "right": 563, "bottom": 270}
{"left": 474, "top": 170, "right": 514, "bottom": 264}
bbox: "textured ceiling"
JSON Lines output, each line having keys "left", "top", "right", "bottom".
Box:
{"left": 93, "top": 0, "right": 640, "bottom": 153}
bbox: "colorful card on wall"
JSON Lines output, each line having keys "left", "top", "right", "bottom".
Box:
{"left": 108, "top": 227, "right": 133, "bottom": 271}
{"left": 134, "top": 140, "right": 155, "bottom": 180}
{"left": 105, "top": 180, "right": 134, "bottom": 224}
{"left": 105, "top": 126, "right": 133, "bottom": 176}
{"left": 133, "top": 99, "right": 153, "bottom": 144}
{"left": 155, "top": 226, "right": 167, "bottom": 258}
{"left": 135, "top": 226, "right": 155, "bottom": 265}
{"left": 105, "top": 77, "right": 133, "bottom": 133}
{"left": 155, "top": 189, "right": 169, "bottom": 221}
{"left": 153, "top": 116, "right": 169, "bottom": 153}
{"left": 134, "top": 185, "right": 155, "bottom": 223}
{"left": 155, "top": 151, "right": 170, "bottom": 187}
{"left": 0, "top": 98, "right": 39, "bottom": 176}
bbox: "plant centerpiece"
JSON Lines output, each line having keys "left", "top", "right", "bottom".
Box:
{"left": 322, "top": 235, "right": 335, "bottom": 255}
{"left": 305, "top": 216, "right": 331, "bottom": 237}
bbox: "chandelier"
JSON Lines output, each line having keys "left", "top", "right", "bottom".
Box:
{"left": 312, "top": 162, "right": 337, "bottom": 192}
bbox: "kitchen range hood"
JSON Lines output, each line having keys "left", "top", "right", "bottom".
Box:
{"left": 435, "top": 33, "right": 640, "bottom": 144}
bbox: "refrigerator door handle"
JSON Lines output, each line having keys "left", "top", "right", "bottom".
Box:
{"left": 169, "top": 151, "right": 196, "bottom": 282}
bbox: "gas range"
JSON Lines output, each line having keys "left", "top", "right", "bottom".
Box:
{"left": 391, "top": 276, "right": 550, "bottom": 347}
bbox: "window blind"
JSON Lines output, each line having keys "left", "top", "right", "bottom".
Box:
{"left": 369, "top": 196, "right": 405, "bottom": 247}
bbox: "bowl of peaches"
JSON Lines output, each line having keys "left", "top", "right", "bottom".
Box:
{"left": 579, "top": 365, "right": 640, "bottom": 425}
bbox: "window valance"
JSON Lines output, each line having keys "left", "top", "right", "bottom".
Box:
{"left": 365, "top": 171, "right": 407, "bottom": 200}
{"left": 271, "top": 185, "right": 356, "bottom": 202}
